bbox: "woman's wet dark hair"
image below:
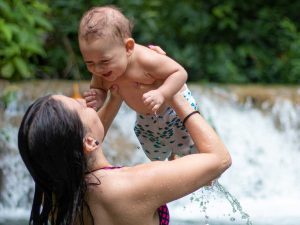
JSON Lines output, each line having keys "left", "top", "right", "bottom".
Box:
{"left": 18, "top": 95, "right": 89, "bottom": 225}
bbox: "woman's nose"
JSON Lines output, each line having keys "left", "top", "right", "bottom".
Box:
{"left": 78, "top": 98, "right": 87, "bottom": 107}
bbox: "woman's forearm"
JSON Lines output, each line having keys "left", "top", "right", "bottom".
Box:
{"left": 170, "top": 93, "right": 232, "bottom": 170}
{"left": 98, "top": 90, "right": 123, "bottom": 138}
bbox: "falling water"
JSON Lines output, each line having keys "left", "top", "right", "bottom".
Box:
{"left": 169, "top": 85, "right": 300, "bottom": 225}
{"left": 0, "top": 82, "right": 299, "bottom": 225}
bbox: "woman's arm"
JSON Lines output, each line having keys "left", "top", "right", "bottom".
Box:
{"left": 97, "top": 85, "right": 123, "bottom": 139}
{"left": 118, "top": 92, "right": 231, "bottom": 208}
{"left": 171, "top": 93, "right": 230, "bottom": 158}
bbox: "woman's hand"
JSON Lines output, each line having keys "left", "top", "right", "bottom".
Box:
{"left": 98, "top": 84, "right": 123, "bottom": 138}
{"left": 109, "top": 84, "right": 121, "bottom": 98}
{"left": 148, "top": 45, "right": 167, "bottom": 55}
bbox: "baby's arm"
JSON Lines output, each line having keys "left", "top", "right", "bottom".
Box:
{"left": 140, "top": 48, "right": 188, "bottom": 113}
{"left": 83, "top": 75, "right": 107, "bottom": 111}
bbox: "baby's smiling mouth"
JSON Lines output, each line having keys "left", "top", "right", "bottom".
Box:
{"left": 102, "top": 71, "right": 112, "bottom": 77}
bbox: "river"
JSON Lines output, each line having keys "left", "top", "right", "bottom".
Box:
{"left": 0, "top": 81, "right": 299, "bottom": 225}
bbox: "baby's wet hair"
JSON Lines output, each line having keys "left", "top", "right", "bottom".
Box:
{"left": 79, "top": 5, "right": 134, "bottom": 43}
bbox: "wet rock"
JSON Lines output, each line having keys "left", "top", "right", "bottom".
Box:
{"left": 223, "top": 84, "right": 300, "bottom": 107}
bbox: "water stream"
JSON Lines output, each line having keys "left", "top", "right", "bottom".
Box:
{"left": 0, "top": 81, "right": 299, "bottom": 225}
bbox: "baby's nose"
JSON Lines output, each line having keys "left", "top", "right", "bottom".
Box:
{"left": 94, "top": 64, "right": 105, "bottom": 73}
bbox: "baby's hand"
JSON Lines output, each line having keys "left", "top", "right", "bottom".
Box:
{"left": 143, "top": 89, "right": 165, "bottom": 113}
{"left": 83, "top": 88, "right": 107, "bottom": 111}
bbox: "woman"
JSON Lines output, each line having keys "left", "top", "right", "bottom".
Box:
{"left": 18, "top": 86, "right": 231, "bottom": 225}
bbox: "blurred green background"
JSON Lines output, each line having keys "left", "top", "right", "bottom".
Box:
{"left": 1, "top": 0, "right": 300, "bottom": 83}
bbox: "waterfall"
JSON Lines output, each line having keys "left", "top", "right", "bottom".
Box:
{"left": 169, "top": 86, "right": 300, "bottom": 225}
{"left": 0, "top": 82, "right": 299, "bottom": 225}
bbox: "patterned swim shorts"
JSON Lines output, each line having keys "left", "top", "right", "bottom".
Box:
{"left": 134, "top": 87, "right": 198, "bottom": 161}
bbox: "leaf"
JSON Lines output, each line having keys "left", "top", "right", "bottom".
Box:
{"left": 23, "top": 43, "right": 46, "bottom": 56}
{"left": 34, "top": 16, "right": 53, "bottom": 31}
{"left": 17, "top": 29, "right": 30, "bottom": 45}
{"left": 1, "top": 62, "right": 15, "bottom": 78}
{"left": 13, "top": 57, "right": 32, "bottom": 78}
{"left": 0, "top": 1, "right": 12, "bottom": 20}
{"left": 25, "top": 13, "right": 35, "bottom": 27}
{"left": 0, "top": 20, "right": 13, "bottom": 41}
{"left": 32, "top": 1, "right": 51, "bottom": 13}
{"left": 0, "top": 44, "right": 21, "bottom": 57}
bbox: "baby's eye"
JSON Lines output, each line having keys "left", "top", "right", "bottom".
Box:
{"left": 86, "top": 62, "right": 94, "bottom": 67}
{"left": 101, "top": 59, "right": 110, "bottom": 64}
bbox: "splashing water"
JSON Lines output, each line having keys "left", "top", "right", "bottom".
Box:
{"left": 170, "top": 180, "right": 253, "bottom": 225}
{"left": 213, "top": 181, "right": 252, "bottom": 225}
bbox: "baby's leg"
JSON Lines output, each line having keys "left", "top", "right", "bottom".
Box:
{"left": 168, "top": 88, "right": 199, "bottom": 157}
{"left": 134, "top": 114, "right": 172, "bottom": 161}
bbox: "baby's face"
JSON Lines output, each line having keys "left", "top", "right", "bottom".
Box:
{"left": 79, "top": 37, "right": 129, "bottom": 82}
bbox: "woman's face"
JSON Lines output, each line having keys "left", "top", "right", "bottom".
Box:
{"left": 53, "top": 95, "right": 104, "bottom": 142}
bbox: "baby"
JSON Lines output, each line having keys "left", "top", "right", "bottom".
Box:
{"left": 79, "top": 5, "right": 199, "bottom": 161}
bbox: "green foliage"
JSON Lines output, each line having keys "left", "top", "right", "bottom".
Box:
{"left": 116, "top": 0, "right": 300, "bottom": 83}
{"left": 0, "top": 0, "right": 52, "bottom": 80}
{"left": 1, "top": 0, "right": 300, "bottom": 83}
{"left": 41, "top": 0, "right": 85, "bottom": 79}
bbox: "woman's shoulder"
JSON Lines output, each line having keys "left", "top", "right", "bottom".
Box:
{"left": 86, "top": 167, "right": 149, "bottom": 214}
{"left": 86, "top": 164, "right": 164, "bottom": 201}
{"left": 86, "top": 167, "right": 134, "bottom": 200}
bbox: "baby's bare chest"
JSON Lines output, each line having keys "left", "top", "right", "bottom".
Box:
{"left": 103, "top": 70, "right": 162, "bottom": 94}
{"left": 103, "top": 75, "right": 163, "bottom": 114}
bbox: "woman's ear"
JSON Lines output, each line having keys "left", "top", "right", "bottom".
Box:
{"left": 83, "top": 136, "right": 99, "bottom": 153}
{"left": 125, "top": 38, "right": 135, "bottom": 56}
